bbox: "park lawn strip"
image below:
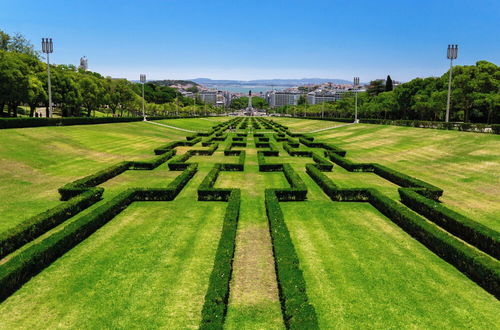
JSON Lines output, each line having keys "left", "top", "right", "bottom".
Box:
{"left": 0, "top": 120, "right": 199, "bottom": 233}
{"left": 273, "top": 118, "right": 500, "bottom": 230}
{"left": 268, "top": 117, "right": 346, "bottom": 132}
{"left": 154, "top": 117, "right": 227, "bottom": 131}
{"left": 0, "top": 200, "right": 226, "bottom": 328}
{"left": 217, "top": 141, "right": 286, "bottom": 329}
{"left": 281, "top": 200, "right": 500, "bottom": 328}
{"left": 326, "top": 165, "right": 401, "bottom": 200}
{"left": 0, "top": 159, "right": 227, "bottom": 328}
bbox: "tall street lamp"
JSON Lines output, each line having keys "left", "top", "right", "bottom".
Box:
{"left": 41, "top": 38, "right": 53, "bottom": 117}
{"left": 140, "top": 74, "right": 146, "bottom": 120}
{"left": 354, "top": 77, "right": 360, "bottom": 123}
{"left": 446, "top": 44, "right": 458, "bottom": 122}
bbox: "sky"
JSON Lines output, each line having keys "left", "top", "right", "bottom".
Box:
{"left": 1, "top": 0, "right": 499, "bottom": 82}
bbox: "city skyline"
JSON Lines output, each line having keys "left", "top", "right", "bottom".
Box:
{"left": 1, "top": 0, "right": 499, "bottom": 82}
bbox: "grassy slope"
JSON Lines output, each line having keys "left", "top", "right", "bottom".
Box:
{"left": 279, "top": 155, "right": 500, "bottom": 328}
{"left": 273, "top": 118, "right": 500, "bottom": 231}
{"left": 0, "top": 150, "right": 226, "bottom": 328}
{"left": 154, "top": 117, "right": 227, "bottom": 131}
{"left": 0, "top": 120, "right": 205, "bottom": 234}
{"left": 269, "top": 117, "right": 346, "bottom": 132}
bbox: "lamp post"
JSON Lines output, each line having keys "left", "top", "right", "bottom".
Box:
{"left": 140, "top": 74, "right": 146, "bottom": 120}
{"left": 445, "top": 44, "right": 458, "bottom": 122}
{"left": 353, "top": 77, "right": 360, "bottom": 123}
{"left": 41, "top": 38, "right": 54, "bottom": 117}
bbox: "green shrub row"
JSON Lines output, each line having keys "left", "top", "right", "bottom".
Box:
{"left": 0, "top": 116, "right": 207, "bottom": 129}
{"left": 58, "top": 161, "right": 132, "bottom": 200}
{"left": 326, "top": 151, "right": 443, "bottom": 200}
{"left": 306, "top": 163, "right": 500, "bottom": 298}
{"left": 400, "top": 188, "right": 500, "bottom": 259}
{"left": 129, "top": 149, "right": 176, "bottom": 170}
{"left": 258, "top": 151, "right": 283, "bottom": 172}
{"left": 59, "top": 150, "right": 176, "bottom": 200}
{"left": 0, "top": 164, "right": 198, "bottom": 302}
{"left": 305, "top": 164, "right": 368, "bottom": 201}
{"left": 198, "top": 164, "right": 233, "bottom": 201}
{"left": 155, "top": 137, "right": 201, "bottom": 155}
{"left": 265, "top": 189, "right": 319, "bottom": 329}
{"left": 0, "top": 187, "right": 103, "bottom": 259}
{"left": 367, "top": 189, "right": 500, "bottom": 298}
{"left": 200, "top": 189, "right": 241, "bottom": 329}
{"left": 168, "top": 153, "right": 192, "bottom": 170}
{"left": 298, "top": 138, "right": 347, "bottom": 156}
{"left": 283, "top": 143, "right": 312, "bottom": 157}
{"left": 311, "top": 152, "right": 333, "bottom": 171}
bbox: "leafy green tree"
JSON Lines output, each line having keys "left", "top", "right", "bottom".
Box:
{"left": 26, "top": 73, "right": 47, "bottom": 117}
{"left": 367, "top": 79, "right": 386, "bottom": 97}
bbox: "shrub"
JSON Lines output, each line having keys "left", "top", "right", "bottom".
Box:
{"left": 58, "top": 161, "right": 131, "bottom": 200}
{"left": 367, "top": 189, "right": 500, "bottom": 298}
{"left": 265, "top": 189, "right": 319, "bottom": 329}
{"left": 0, "top": 187, "right": 103, "bottom": 259}
{"left": 200, "top": 189, "right": 240, "bottom": 329}
{"left": 400, "top": 188, "right": 500, "bottom": 258}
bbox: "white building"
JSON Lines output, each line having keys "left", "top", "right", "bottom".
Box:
{"left": 268, "top": 91, "right": 302, "bottom": 108}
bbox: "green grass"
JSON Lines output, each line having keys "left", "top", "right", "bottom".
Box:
{"left": 270, "top": 117, "right": 346, "bottom": 132}
{"left": 273, "top": 117, "right": 500, "bottom": 231}
{"left": 0, "top": 120, "right": 199, "bottom": 233}
{"left": 282, "top": 200, "right": 499, "bottom": 328}
{"left": 0, "top": 117, "right": 499, "bottom": 328}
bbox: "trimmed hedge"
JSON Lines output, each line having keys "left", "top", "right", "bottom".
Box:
{"left": 154, "top": 137, "right": 201, "bottom": 155}
{"left": 326, "top": 152, "right": 443, "bottom": 200}
{"left": 258, "top": 151, "right": 283, "bottom": 172}
{"left": 59, "top": 161, "right": 131, "bottom": 200}
{"left": 0, "top": 116, "right": 203, "bottom": 129}
{"left": 0, "top": 164, "right": 198, "bottom": 303}
{"left": 368, "top": 189, "right": 500, "bottom": 298}
{"left": 276, "top": 164, "right": 308, "bottom": 201}
{"left": 198, "top": 164, "right": 232, "bottom": 201}
{"left": 306, "top": 164, "right": 500, "bottom": 298}
{"left": 200, "top": 189, "right": 240, "bottom": 329}
{"left": 311, "top": 152, "right": 333, "bottom": 171}
{"left": 0, "top": 187, "right": 103, "bottom": 259}
{"left": 400, "top": 188, "right": 500, "bottom": 259}
{"left": 129, "top": 149, "right": 176, "bottom": 170}
{"left": 265, "top": 189, "right": 319, "bottom": 329}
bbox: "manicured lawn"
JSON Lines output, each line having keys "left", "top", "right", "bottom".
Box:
{"left": 282, "top": 200, "right": 500, "bottom": 328}
{"left": 1, "top": 117, "right": 498, "bottom": 328}
{"left": 273, "top": 117, "right": 500, "bottom": 231}
{"left": 269, "top": 117, "right": 346, "bottom": 132}
{"left": 0, "top": 119, "right": 200, "bottom": 233}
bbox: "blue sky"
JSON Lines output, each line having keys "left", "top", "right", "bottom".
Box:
{"left": 1, "top": 0, "right": 499, "bottom": 81}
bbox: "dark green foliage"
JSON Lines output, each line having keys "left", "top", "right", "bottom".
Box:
{"left": 168, "top": 153, "right": 192, "bottom": 170}
{"left": 265, "top": 189, "right": 319, "bottom": 329}
{"left": 129, "top": 150, "right": 176, "bottom": 170}
{"left": 276, "top": 164, "right": 307, "bottom": 201}
{"left": 154, "top": 137, "right": 201, "bottom": 155}
{"left": 198, "top": 164, "right": 232, "bottom": 201}
{"left": 200, "top": 190, "right": 240, "bottom": 329}
{"left": 400, "top": 188, "right": 500, "bottom": 258}
{"left": 0, "top": 164, "right": 197, "bottom": 303}
{"left": 373, "top": 164, "right": 443, "bottom": 200}
{"left": 367, "top": 189, "right": 500, "bottom": 298}
{"left": 327, "top": 152, "right": 374, "bottom": 172}
{"left": 58, "top": 161, "right": 131, "bottom": 200}
{"left": 311, "top": 152, "right": 333, "bottom": 171}
{"left": 0, "top": 116, "right": 191, "bottom": 129}
{"left": 0, "top": 187, "right": 103, "bottom": 259}
{"left": 258, "top": 151, "right": 283, "bottom": 172}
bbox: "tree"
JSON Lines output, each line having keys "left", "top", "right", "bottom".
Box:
{"left": 297, "top": 95, "right": 307, "bottom": 105}
{"left": 26, "top": 74, "right": 47, "bottom": 117}
{"left": 0, "top": 51, "right": 30, "bottom": 117}
{"left": 385, "top": 75, "right": 393, "bottom": 92}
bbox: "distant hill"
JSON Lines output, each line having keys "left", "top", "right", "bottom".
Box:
{"left": 192, "top": 78, "right": 351, "bottom": 86}
{"left": 150, "top": 80, "right": 199, "bottom": 87}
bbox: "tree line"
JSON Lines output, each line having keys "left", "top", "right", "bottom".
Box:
{"left": 272, "top": 61, "right": 499, "bottom": 124}
{"left": 0, "top": 30, "right": 222, "bottom": 118}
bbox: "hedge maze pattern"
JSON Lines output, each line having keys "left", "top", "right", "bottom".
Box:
{"left": 0, "top": 117, "right": 499, "bottom": 329}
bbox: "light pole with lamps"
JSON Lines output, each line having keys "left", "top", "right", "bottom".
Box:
{"left": 353, "top": 77, "right": 360, "bottom": 123}
{"left": 445, "top": 44, "right": 458, "bottom": 122}
{"left": 41, "top": 38, "right": 53, "bottom": 117}
{"left": 140, "top": 74, "right": 146, "bottom": 120}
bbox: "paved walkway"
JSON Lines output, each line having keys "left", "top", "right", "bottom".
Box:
{"left": 308, "top": 122, "right": 356, "bottom": 133}
{"left": 144, "top": 120, "right": 197, "bottom": 133}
